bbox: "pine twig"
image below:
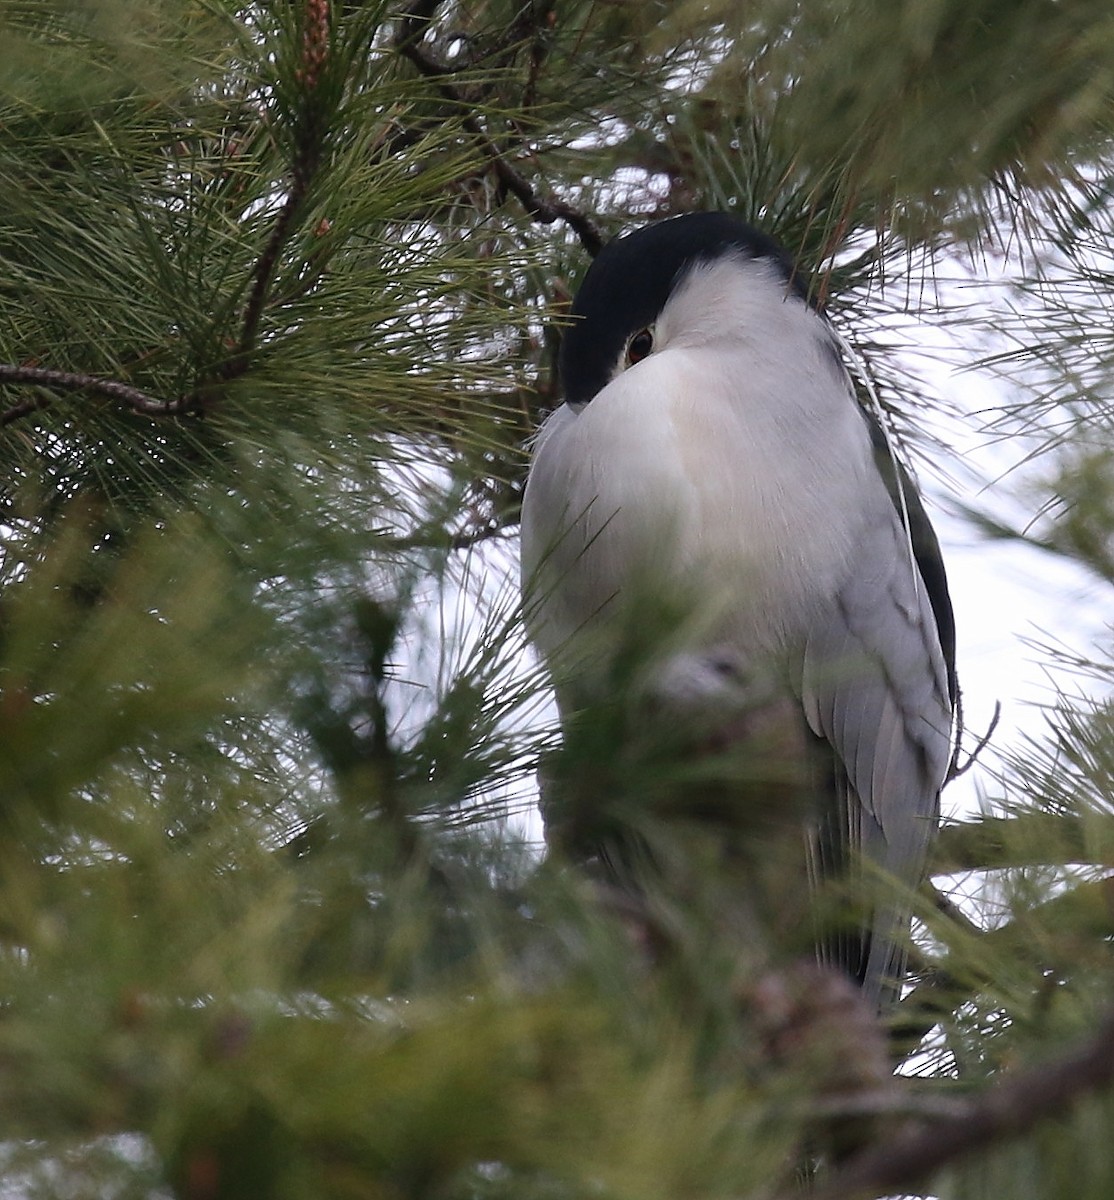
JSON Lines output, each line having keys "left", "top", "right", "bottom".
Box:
{"left": 795, "top": 1008, "right": 1114, "bottom": 1200}
{"left": 481, "top": 137, "right": 604, "bottom": 256}
{"left": 383, "top": 518, "right": 515, "bottom": 554}
{"left": 950, "top": 698, "right": 1002, "bottom": 780}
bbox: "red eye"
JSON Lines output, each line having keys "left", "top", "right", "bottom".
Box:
{"left": 626, "top": 328, "right": 654, "bottom": 364}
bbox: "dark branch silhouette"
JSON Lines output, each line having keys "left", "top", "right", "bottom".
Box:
{"left": 395, "top": 1, "right": 603, "bottom": 256}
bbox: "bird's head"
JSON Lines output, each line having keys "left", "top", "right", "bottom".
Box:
{"left": 558, "top": 212, "right": 815, "bottom": 410}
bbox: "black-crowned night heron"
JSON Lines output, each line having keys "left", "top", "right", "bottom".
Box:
{"left": 520, "top": 212, "right": 956, "bottom": 1005}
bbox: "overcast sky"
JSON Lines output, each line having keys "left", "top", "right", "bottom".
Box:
{"left": 904, "top": 268, "right": 1110, "bottom": 824}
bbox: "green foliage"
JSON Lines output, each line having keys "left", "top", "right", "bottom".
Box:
{"left": 0, "top": 0, "right": 1113, "bottom": 1196}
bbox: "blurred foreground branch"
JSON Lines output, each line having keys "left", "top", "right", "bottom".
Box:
{"left": 802, "top": 1008, "right": 1114, "bottom": 1200}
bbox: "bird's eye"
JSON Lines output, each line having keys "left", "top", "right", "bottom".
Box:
{"left": 626, "top": 328, "right": 654, "bottom": 365}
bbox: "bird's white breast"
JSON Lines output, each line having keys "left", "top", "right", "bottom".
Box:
{"left": 521, "top": 272, "right": 884, "bottom": 684}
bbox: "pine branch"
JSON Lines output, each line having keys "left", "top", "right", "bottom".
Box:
{"left": 892, "top": 878, "right": 1114, "bottom": 1056}
{"left": 220, "top": 0, "right": 333, "bottom": 382}
{"left": 933, "top": 810, "right": 1106, "bottom": 872}
{"left": 1, "top": 3, "right": 337, "bottom": 430}
{"left": 482, "top": 135, "right": 604, "bottom": 256}
{"left": 798, "top": 1008, "right": 1114, "bottom": 1200}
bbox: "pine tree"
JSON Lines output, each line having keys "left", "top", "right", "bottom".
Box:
{"left": 1, "top": 1, "right": 1113, "bottom": 1196}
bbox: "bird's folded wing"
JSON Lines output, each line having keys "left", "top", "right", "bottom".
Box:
{"left": 799, "top": 506, "right": 953, "bottom": 999}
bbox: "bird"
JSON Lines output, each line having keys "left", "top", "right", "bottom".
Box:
{"left": 519, "top": 211, "right": 956, "bottom": 1007}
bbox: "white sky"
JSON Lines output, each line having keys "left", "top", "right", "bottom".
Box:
{"left": 904, "top": 283, "right": 1111, "bottom": 824}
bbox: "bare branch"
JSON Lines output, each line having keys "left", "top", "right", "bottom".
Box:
{"left": 0, "top": 365, "right": 192, "bottom": 425}
{"left": 482, "top": 139, "right": 604, "bottom": 256}
{"left": 950, "top": 698, "right": 1002, "bottom": 779}
{"left": 799, "top": 1009, "right": 1114, "bottom": 1200}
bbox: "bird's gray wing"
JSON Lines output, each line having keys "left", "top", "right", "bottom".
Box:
{"left": 799, "top": 497, "right": 953, "bottom": 1006}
